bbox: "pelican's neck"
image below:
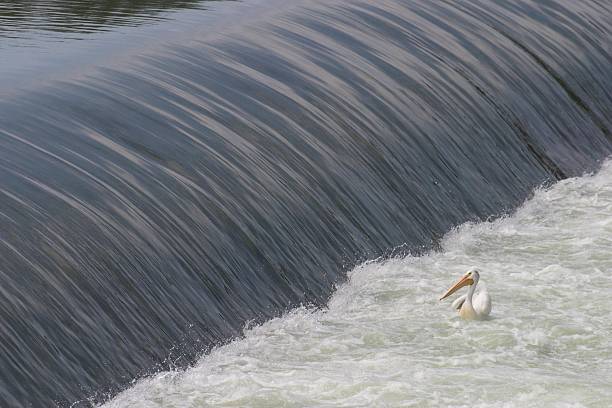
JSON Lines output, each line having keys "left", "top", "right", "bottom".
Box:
{"left": 465, "top": 280, "right": 477, "bottom": 305}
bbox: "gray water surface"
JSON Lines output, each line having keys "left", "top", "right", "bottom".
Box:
{"left": 1, "top": 0, "right": 611, "bottom": 405}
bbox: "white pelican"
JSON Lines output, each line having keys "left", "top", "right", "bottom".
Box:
{"left": 439, "top": 268, "right": 491, "bottom": 320}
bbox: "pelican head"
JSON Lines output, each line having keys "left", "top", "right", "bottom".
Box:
{"left": 439, "top": 268, "right": 480, "bottom": 300}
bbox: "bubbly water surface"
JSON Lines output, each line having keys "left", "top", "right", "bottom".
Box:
{"left": 103, "top": 160, "right": 612, "bottom": 407}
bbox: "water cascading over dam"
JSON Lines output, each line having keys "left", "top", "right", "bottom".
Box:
{"left": 0, "top": 0, "right": 611, "bottom": 406}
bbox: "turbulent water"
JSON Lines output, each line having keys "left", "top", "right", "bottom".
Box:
{"left": 1, "top": 0, "right": 612, "bottom": 406}
{"left": 104, "top": 160, "right": 612, "bottom": 408}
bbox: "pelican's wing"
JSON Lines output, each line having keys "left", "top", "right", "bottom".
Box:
{"left": 473, "top": 287, "right": 492, "bottom": 317}
{"left": 451, "top": 294, "right": 467, "bottom": 310}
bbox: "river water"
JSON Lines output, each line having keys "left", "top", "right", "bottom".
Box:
{"left": 1, "top": 1, "right": 612, "bottom": 406}
{"left": 104, "top": 160, "right": 612, "bottom": 407}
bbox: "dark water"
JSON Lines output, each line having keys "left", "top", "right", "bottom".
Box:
{"left": 1, "top": 0, "right": 209, "bottom": 36}
{"left": 1, "top": 0, "right": 611, "bottom": 406}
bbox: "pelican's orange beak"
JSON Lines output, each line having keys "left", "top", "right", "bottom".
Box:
{"left": 439, "top": 274, "right": 474, "bottom": 300}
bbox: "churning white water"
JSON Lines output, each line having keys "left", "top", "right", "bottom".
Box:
{"left": 104, "top": 160, "right": 612, "bottom": 408}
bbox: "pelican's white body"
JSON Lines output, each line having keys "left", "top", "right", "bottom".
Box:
{"left": 452, "top": 285, "right": 491, "bottom": 320}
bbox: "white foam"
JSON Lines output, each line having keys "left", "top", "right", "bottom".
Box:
{"left": 103, "top": 159, "right": 612, "bottom": 407}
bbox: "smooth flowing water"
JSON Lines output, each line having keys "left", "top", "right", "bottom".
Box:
{"left": 104, "top": 159, "right": 612, "bottom": 408}
{"left": 1, "top": 0, "right": 612, "bottom": 406}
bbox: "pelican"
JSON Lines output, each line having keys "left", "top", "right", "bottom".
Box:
{"left": 439, "top": 268, "right": 491, "bottom": 320}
